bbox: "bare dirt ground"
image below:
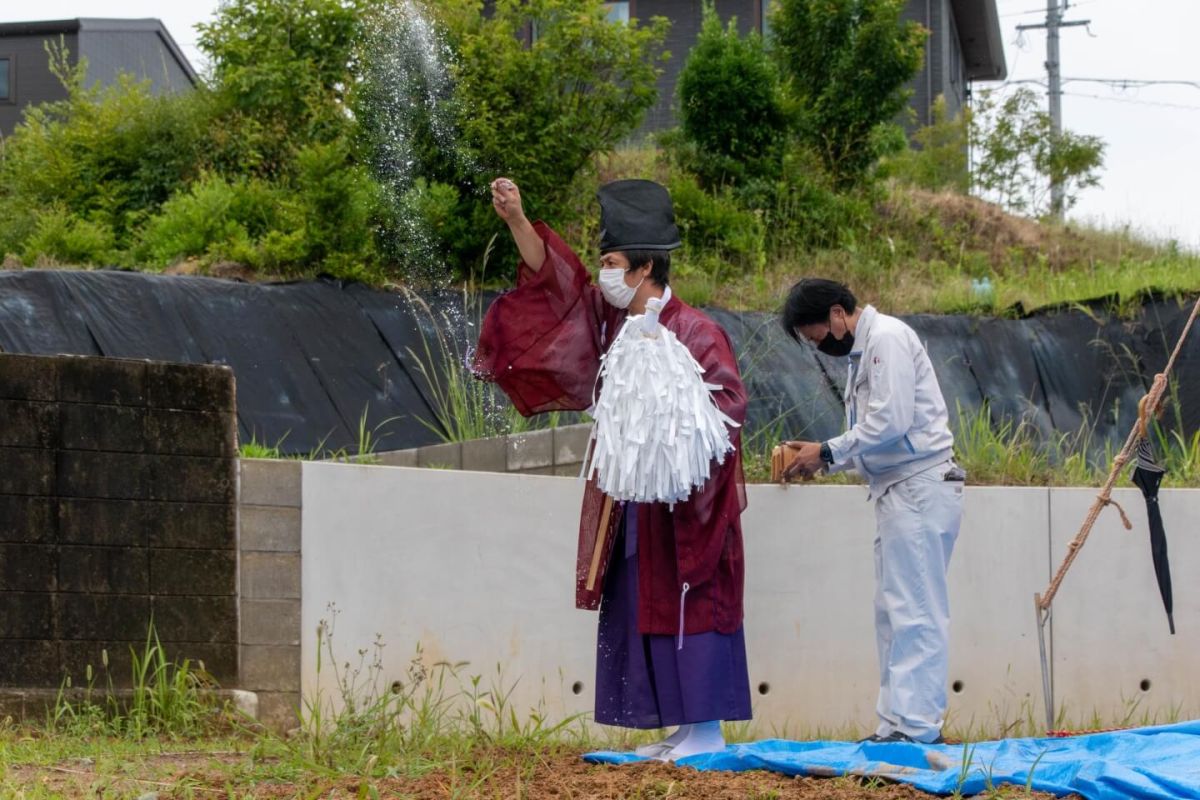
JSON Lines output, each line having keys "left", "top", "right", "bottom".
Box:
{"left": 9, "top": 749, "right": 1075, "bottom": 799}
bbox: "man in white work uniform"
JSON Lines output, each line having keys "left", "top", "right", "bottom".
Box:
{"left": 779, "top": 277, "right": 964, "bottom": 745}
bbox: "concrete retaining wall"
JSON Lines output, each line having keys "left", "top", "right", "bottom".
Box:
{"left": 295, "top": 463, "right": 1200, "bottom": 735}
{"left": 237, "top": 459, "right": 303, "bottom": 731}
{"left": 370, "top": 424, "right": 593, "bottom": 477}
{"left": 0, "top": 353, "right": 239, "bottom": 689}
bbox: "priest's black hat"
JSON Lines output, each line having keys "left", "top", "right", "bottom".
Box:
{"left": 597, "top": 179, "right": 681, "bottom": 253}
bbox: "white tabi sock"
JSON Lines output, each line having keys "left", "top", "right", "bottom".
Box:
{"left": 634, "top": 724, "right": 692, "bottom": 757}
{"left": 665, "top": 720, "right": 725, "bottom": 760}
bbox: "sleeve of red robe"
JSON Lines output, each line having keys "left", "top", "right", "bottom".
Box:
{"left": 667, "top": 313, "right": 749, "bottom": 590}
{"left": 473, "top": 222, "right": 618, "bottom": 415}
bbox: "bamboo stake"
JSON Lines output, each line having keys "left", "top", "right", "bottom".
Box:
{"left": 1033, "top": 293, "right": 1200, "bottom": 731}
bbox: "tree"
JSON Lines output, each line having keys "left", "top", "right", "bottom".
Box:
{"left": 970, "top": 88, "right": 1105, "bottom": 218}
{"left": 197, "top": 0, "right": 370, "bottom": 177}
{"left": 883, "top": 95, "right": 971, "bottom": 193}
{"left": 361, "top": 0, "right": 669, "bottom": 274}
{"left": 0, "top": 41, "right": 207, "bottom": 263}
{"left": 2, "top": 0, "right": 668, "bottom": 279}
{"left": 770, "top": 0, "right": 925, "bottom": 188}
{"left": 673, "top": 3, "right": 787, "bottom": 189}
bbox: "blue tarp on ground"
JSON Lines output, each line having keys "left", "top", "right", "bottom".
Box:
{"left": 585, "top": 721, "right": 1200, "bottom": 799}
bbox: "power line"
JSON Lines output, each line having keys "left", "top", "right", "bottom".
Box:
{"left": 1062, "top": 91, "right": 1200, "bottom": 112}
{"left": 1001, "top": 78, "right": 1200, "bottom": 91}
{"left": 1002, "top": 5, "right": 1049, "bottom": 18}
{"left": 1002, "top": 0, "right": 1098, "bottom": 18}
{"left": 1063, "top": 78, "right": 1200, "bottom": 91}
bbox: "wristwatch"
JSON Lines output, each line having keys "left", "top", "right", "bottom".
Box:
{"left": 819, "top": 442, "right": 833, "bottom": 465}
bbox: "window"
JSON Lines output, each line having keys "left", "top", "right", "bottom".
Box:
{"left": 761, "top": 0, "right": 773, "bottom": 37}
{"left": 534, "top": 2, "right": 628, "bottom": 42}
{"left": 0, "top": 58, "right": 11, "bottom": 103}
{"left": 949, "top": 37, "right": 962, "bottom": 87}
{"left": 603, "top": 2, "right": 630, "bottom": 24}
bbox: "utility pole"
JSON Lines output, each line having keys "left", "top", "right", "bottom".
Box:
{"left": 1017, "top": 0, "right": 1089, "bottom": 219}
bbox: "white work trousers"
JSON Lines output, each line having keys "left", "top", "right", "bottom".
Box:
{"left": 872, "top": 465, "right": 963, "bottom": 742}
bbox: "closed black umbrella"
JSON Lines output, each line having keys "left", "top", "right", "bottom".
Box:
{"left": 1131, "top": 437, "right": 1174, "bottom": 635}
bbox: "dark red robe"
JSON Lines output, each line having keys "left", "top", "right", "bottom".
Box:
{"left": 475, "top": 223, "right": 748, "bottom": 636}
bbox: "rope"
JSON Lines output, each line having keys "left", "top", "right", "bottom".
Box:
{"left": 1046, "top": 726, "right": 1130, "bottom": 738}
{"left": 1099, "top": 495, "right": 1133, "bottom": 531}
{"left": 1036, "top": 294, "right": 1200, "bottom": 613}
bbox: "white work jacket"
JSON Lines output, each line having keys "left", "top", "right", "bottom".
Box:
{"left": 825, "top": 305, "right": 955, "bottom": 496}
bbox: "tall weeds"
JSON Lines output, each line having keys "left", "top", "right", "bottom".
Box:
{"left": 50, "top": 625, "right": 223, "bottom": 738}
{"left": 289, "top": 608, "right": 587, "bottom": 778}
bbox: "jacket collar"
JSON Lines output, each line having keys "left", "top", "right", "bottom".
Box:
{"left": 849, "top": 304, "right": 877, "bottom": 358}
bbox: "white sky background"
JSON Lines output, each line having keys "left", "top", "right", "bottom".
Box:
{"left": 995, "top": 0, "right": 1200, "bottom": 248}
{"left": 5, "top": 0, "right": 1200, "bottom": 247}
{"left": 3, "top": 1, "right": 219, "bottom": 74}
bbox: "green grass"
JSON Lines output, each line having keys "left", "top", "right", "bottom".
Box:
{"left": 588, "top": 146, "right": 1200, "bottom": 317}
{"left": 239, "top": 408, "right": 403, "bottom": 462}
{"left": 741, "top": 395, "right": 1200, "bottom": 488}
{"left": 3, "top": 622, "right": 1187, "bottom": 798}
{"left": 671, "top": 226, "right": 1200, "bottom": 318}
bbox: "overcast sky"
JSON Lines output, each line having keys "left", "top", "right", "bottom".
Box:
{"left": 5, "top": 0, "right": 1199, "bottom": 247}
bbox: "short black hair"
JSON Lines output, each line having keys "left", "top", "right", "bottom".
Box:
{"left": 619, "top": 249, "right": 670, "bottom": 287}
{"left": 780, "top": 278, "right": 857, "bottom": 342}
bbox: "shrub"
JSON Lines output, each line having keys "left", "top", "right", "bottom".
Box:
{"left": 22, "top": 207, "right": 117, "bottom": 266}
{"left": 667, "top": 172, "right": 766, "bottom": 273}
{"left": 137, "top": 174, "right": 285, "bottom": 268}
{"left": 765, "top": 145, "right": 874, "bottom": 252}
{"left": 882, "top": 96, "right": 970, "bottom": 193}
{"left": 0, "top": 43, "right": 207, "bottom": 253}
{"left": 289, "top": 140, "right": 381, "bottom": 276}
{"left": 771, "top": 0, "right": 926, "bottom": 188}
{"left": 674, "top": 3, "right": 787, "bottom": 189}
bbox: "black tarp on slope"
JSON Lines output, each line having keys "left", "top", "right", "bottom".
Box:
{"left": 0, "top": 271, "right": 103, "bottom": 355}
{"left": 254, "top": 279, "right": 440, "bottom": 453}
{"left": 0, "top": 270, "right": 444, "bottom": 453}
{"left": 1130, "top": 299, "right": 1200, "bottom": 434}
{"left": 707, "top": 308, "right": 846, "bottom": 443}
{"left": 0, "top": 269, "right": 1195, "bottom": 456}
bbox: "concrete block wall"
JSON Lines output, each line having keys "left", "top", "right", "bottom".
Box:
{"left": 0, "top": 353, "right": 239, "bottom": 687}
{"left": 297, "top": 463, "right": 1200, "bottom": 735}
{"left": 237, "top": 459, "right": 303, "bottom": 731}
{"left": 374, "top": 423, "right": 592, "bottom": 478}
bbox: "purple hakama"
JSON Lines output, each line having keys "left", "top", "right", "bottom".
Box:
{"left": 594, "top": 504, "right": 753, "bottom": 729}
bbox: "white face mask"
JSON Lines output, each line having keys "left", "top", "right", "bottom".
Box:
{"left": 598, "top": 267, "right": 644, "bottom": 309}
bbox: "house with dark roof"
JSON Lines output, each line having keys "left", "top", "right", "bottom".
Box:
{"left": 607, "top": 0, "right": 1007, "bottom": 133}
{"left": 0, "top": 18, "right": 198, "bottom": 138}
{"left": 901, "top": 0, "right": 1007, "bottom": 127}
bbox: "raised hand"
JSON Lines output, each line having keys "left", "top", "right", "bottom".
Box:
{"left": 491, "top": 177, "right": 526, "bottom": 225}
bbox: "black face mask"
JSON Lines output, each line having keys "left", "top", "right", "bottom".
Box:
{"left": 817, "top": 320, "right": 854, "bottom": 357}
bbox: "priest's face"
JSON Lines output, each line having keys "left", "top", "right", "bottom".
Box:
{"left": 599, "top": 251, "right": 653, "bottom": 286}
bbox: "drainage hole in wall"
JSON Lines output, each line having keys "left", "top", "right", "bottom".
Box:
{"left": 952, "top": 680, "right": 964, "bottom": 694}
{"left": 757, "top": 682, "right": 771, "bottom": 696}
{"left": 572, "top": 681, "right": 584, "bottom": 695}
{"left": 1140, "top": 679, "right": 1152, "bottom": 692}
{"left": 390, "top": 680, "right": 403, "bottom": 695}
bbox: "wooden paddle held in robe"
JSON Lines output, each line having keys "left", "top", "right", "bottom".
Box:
{"left": 575, "top": 476, "right": 622, "bottom": 610}
{"left": 587, "top": 495, "right": 614, "bottom": 592}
